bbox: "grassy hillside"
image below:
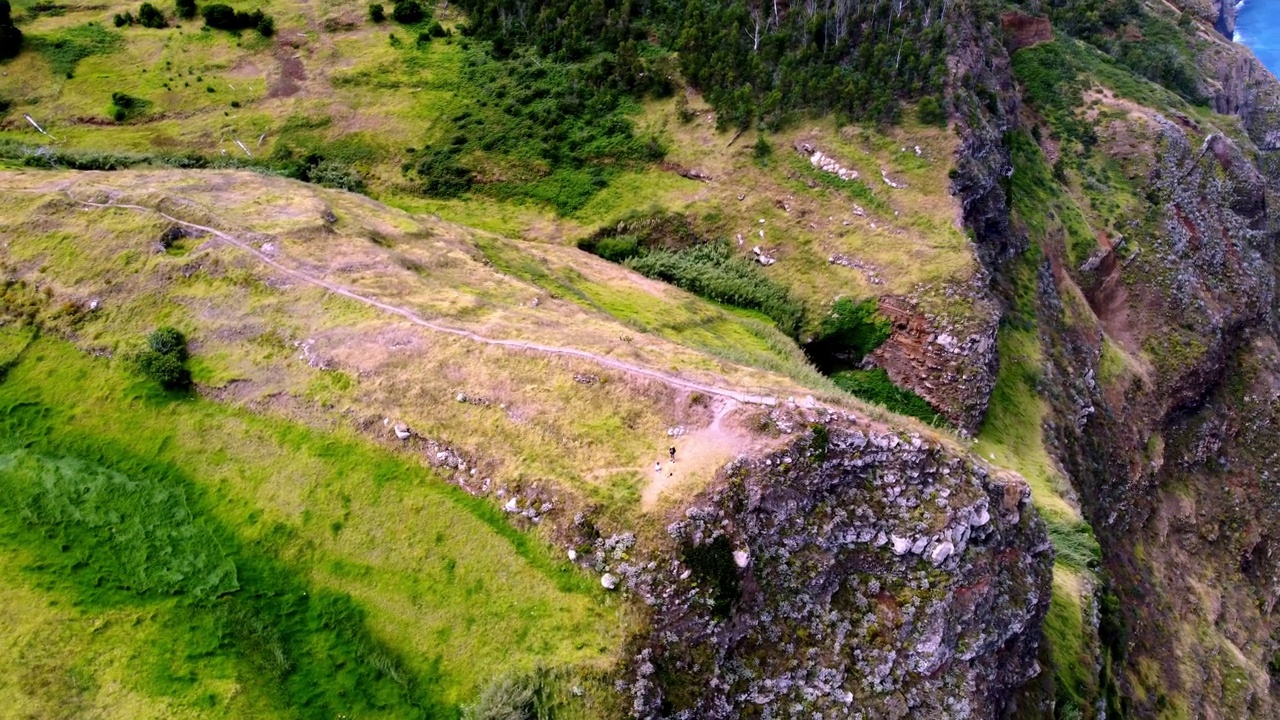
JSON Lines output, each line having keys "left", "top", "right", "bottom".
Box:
{"left": 0, "top": 329, "right": 626, "bottom": 717}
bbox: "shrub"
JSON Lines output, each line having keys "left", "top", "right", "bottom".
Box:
{"left": 147, "top": 326, "right": 189, "bottom": 360}
{"left": 308, "top": 158, "right": 365, "bottom": 192}
{"left": 624, "top": 241, "right": 804, "bottom": 336}
{"left": 201, "top": 3, "right": 272, "bottom": 34}
{"left": 367, "top": 2, "right": 384, "bottom": 22}
{"left": 426, "top": 19, "right": 447, "bottom": 36}
{"left": 135, "top": 350, "right": 190, "bottom": 389}
{"left": 200, "top": 3, "right": 235, "bottom": 27}
{"left": 0, "top": 0, "right": 24, "bottom": 60}
{"left": 138, "top": 2, "right": 167, "bottom": 27}
{"left": 413, "top": 148, "right": 472, "bottom": 197}
{"left": 917, "top": 95, "right": 946, "bottom": 125}
{"left": 831, "top": 368, "right": 944, "bottom": 425}
{"left": 390, "top": 0, "right": 423, "bottom": 24}
{"left": 109, "top": 91, "right": 147, "bottom": 122}
{"left": 591, "top": 234, "right": 640, "bottom": 263}
{"left": 134, "top": 327, "right": 191, "bottom": 390}
{"left": 463, "top": 667, "right": 574, "bottom": 720}
{"left": 113, "top": 11, "right": 134, "bottom": 26}
{"left": 176, "top": 0, "right": 196, "bottom": 19}
{"left": 752, "top": 135, "right": 772, "bottom": 160}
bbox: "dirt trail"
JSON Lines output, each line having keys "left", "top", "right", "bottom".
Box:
{"left": 72, "top": 195, "right": 786, "bottom": 409}
{"left": 640, "top": 398, "right": 768, "bottom": 509}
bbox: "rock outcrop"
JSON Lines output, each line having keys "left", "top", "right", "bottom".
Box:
{"left": 869, "top": 293, "right": 1000, "bottom": 435}
{"left": 616, "top": 411, "right": 1053, "bottom": 718}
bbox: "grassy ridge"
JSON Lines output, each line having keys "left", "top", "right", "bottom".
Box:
{"left": 0, "top": 333, "right": 624, "bottom": 716}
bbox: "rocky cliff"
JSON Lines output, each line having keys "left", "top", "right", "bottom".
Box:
{"left": 982, "top": 1, "right": 1280, "bottom": 715}
{"left": 610, "top": 410, "right": 1052, "bottom": 718}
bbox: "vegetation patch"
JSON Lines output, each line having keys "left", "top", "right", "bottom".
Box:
{"left": 30, "top": 22, "right": 123, "bottom": 77}
{"left": 831, "top": 369, "right": 944, "bottom": 426}
{"left": 0, "top": 0, "right": 23, "bottom": 60}
{"left": 0, "top": 337, "right": 624, "bottom": 716}
{"left": 456, "top": 0, "right": 953, "bottom": 127}
{"left": 624, "top": 242, "right": 804, "bottom": 338}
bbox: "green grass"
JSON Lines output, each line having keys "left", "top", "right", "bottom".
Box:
{"left": 1043, "top": 569, "right": 1097, "bottom": 720}
{"left": 0, "top": 333, "right": 626, "bottom": 716}
{"left": 1007, "top": 130, "right": 1097, "bottom": 268}
{"left": 830, "top": 369, "right": 945, "bottom": 426}
{"left": 30, "top": 22, "right": 125, "bottom": 76}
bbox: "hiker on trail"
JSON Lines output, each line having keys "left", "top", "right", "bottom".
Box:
{"left": 654, "top": 461, "right": 662, "bottom": 474}
{"left": 669, "top": 446, "right": 676, "bottom": 462}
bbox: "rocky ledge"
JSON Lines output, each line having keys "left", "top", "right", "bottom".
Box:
{"left": 612, "top": 408, "right": 1053, "bottom": 718}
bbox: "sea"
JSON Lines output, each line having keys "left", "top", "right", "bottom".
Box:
{"left": 1235, "top": 0, "right": 1280, "bottom": 76}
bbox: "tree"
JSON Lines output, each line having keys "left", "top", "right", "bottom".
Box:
{"left": 176, "top": 0, "right": 197, "bottom": 20}
{"left": 368, "top": 3, "right": 385, "bottom": 22}
{"left": 147, "top": 326, "right": 189, "bottom": 360}
{"left": 134, "top": 327, "right": 192, "bottom": 390}
{"left": 138, "top": 2, "right": 168, "bottom": 27}
{"left": 391, "top": 0, "right": 423, "bottom": 24}
{"left": 0, "top": 0, "right": 22, "bottom": 61}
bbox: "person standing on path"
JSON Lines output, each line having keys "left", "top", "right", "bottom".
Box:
{"left": 669, "top": 446, "right": 676, "bottom": 463}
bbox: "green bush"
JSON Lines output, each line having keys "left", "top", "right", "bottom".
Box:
{"left": 752, "top": 135, "right": 772, "bottom": 161}
{"left": 413, "top": 148, "right": 473, "bottom": 197}
{"left": 368, "top": 2, "right": 384, "bottom": 22}
{"left": 624, "top": 241, "right": 804, "bottom": 337}
{"left": 175, "top": 0, "right": 196, "bottom": 19}
{"left": 463, "top": 668, "right": 555, "bottom": 720}
{"left": 137, "top": 1, "right": 167, "bottom": 27}
{"left": 147, "top": 326, "right": 188, "bottom": 359}
{"left": 133, "top": 326, "right": 191, "bottom": 389}
{"left": 113, "top": 10, "right": 135, "bottom": 26}
{"left": 391, "top": 0, "right": 424, "bottom": 24}
{"left": 831, "top": 368, "right": 945, "bottom": 425}
{"left": 109, "top": 91, "right": 147, "bottom": 122}
{"left": 591, "top": 234, "right": 640, "bottom": 263}
{"left": 135, "top": 350, "right": 190, "bottom": 389}
{"left": 201, "top": 3, "right": 273, "bottom": 34}
{"left": 0, "top": 0, "right": 23, "bottom": 60}
{"left": 426, "top": 19, "right": 448, "bottom": 37}
{"left": 917, "top": 95, "right": 946, "bottom": 125}
{"left": 308, "top": 158, "right": 366, "bottom": 192}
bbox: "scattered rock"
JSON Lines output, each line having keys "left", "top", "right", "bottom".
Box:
{"left": 601, "top": 573, "right": 619, "bottom": 590}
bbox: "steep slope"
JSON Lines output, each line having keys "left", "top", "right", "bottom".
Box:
{"left": 983, "top": 1, "right": 1280, "bottom": 716}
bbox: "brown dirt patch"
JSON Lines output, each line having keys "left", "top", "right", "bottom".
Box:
{"left": 639, "top": 397, "right": 777, "bottom": 509}
{"left": 268, "top": 41, "right": 307, "bottom": 98}
{"left": 1087, "top": 247, "right": 1137, "bottom": 353}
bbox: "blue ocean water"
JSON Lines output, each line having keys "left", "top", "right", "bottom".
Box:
{"left": 1236, "top": 0, "right": 1280, "bottom": 75}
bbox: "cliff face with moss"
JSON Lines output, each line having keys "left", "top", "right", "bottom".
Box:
{"left": 953, "top": 0, "right": 1280, "bottom": 714}
{"left": 617, "top": 411, "right": 1052, "bottom": 718}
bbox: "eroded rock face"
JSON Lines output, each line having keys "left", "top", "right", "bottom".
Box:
{"left": 999, "top": 11, "right": 1052, "bottom": 52}
{"left": 870, "top": 292, "right": 1000, "bottom": 434}
{"left": 621, "top": 412, "right": 1052, "bottom": 718}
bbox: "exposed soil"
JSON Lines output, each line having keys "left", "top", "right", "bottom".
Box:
{"left": 268, "top": 39, "right": 307, "bottom": 98}
{"left": 1088, "top": 245, "right": 1138, "bottom": 353}
{"left": 639, "top": 397, "right": 773, "bottom": 508}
